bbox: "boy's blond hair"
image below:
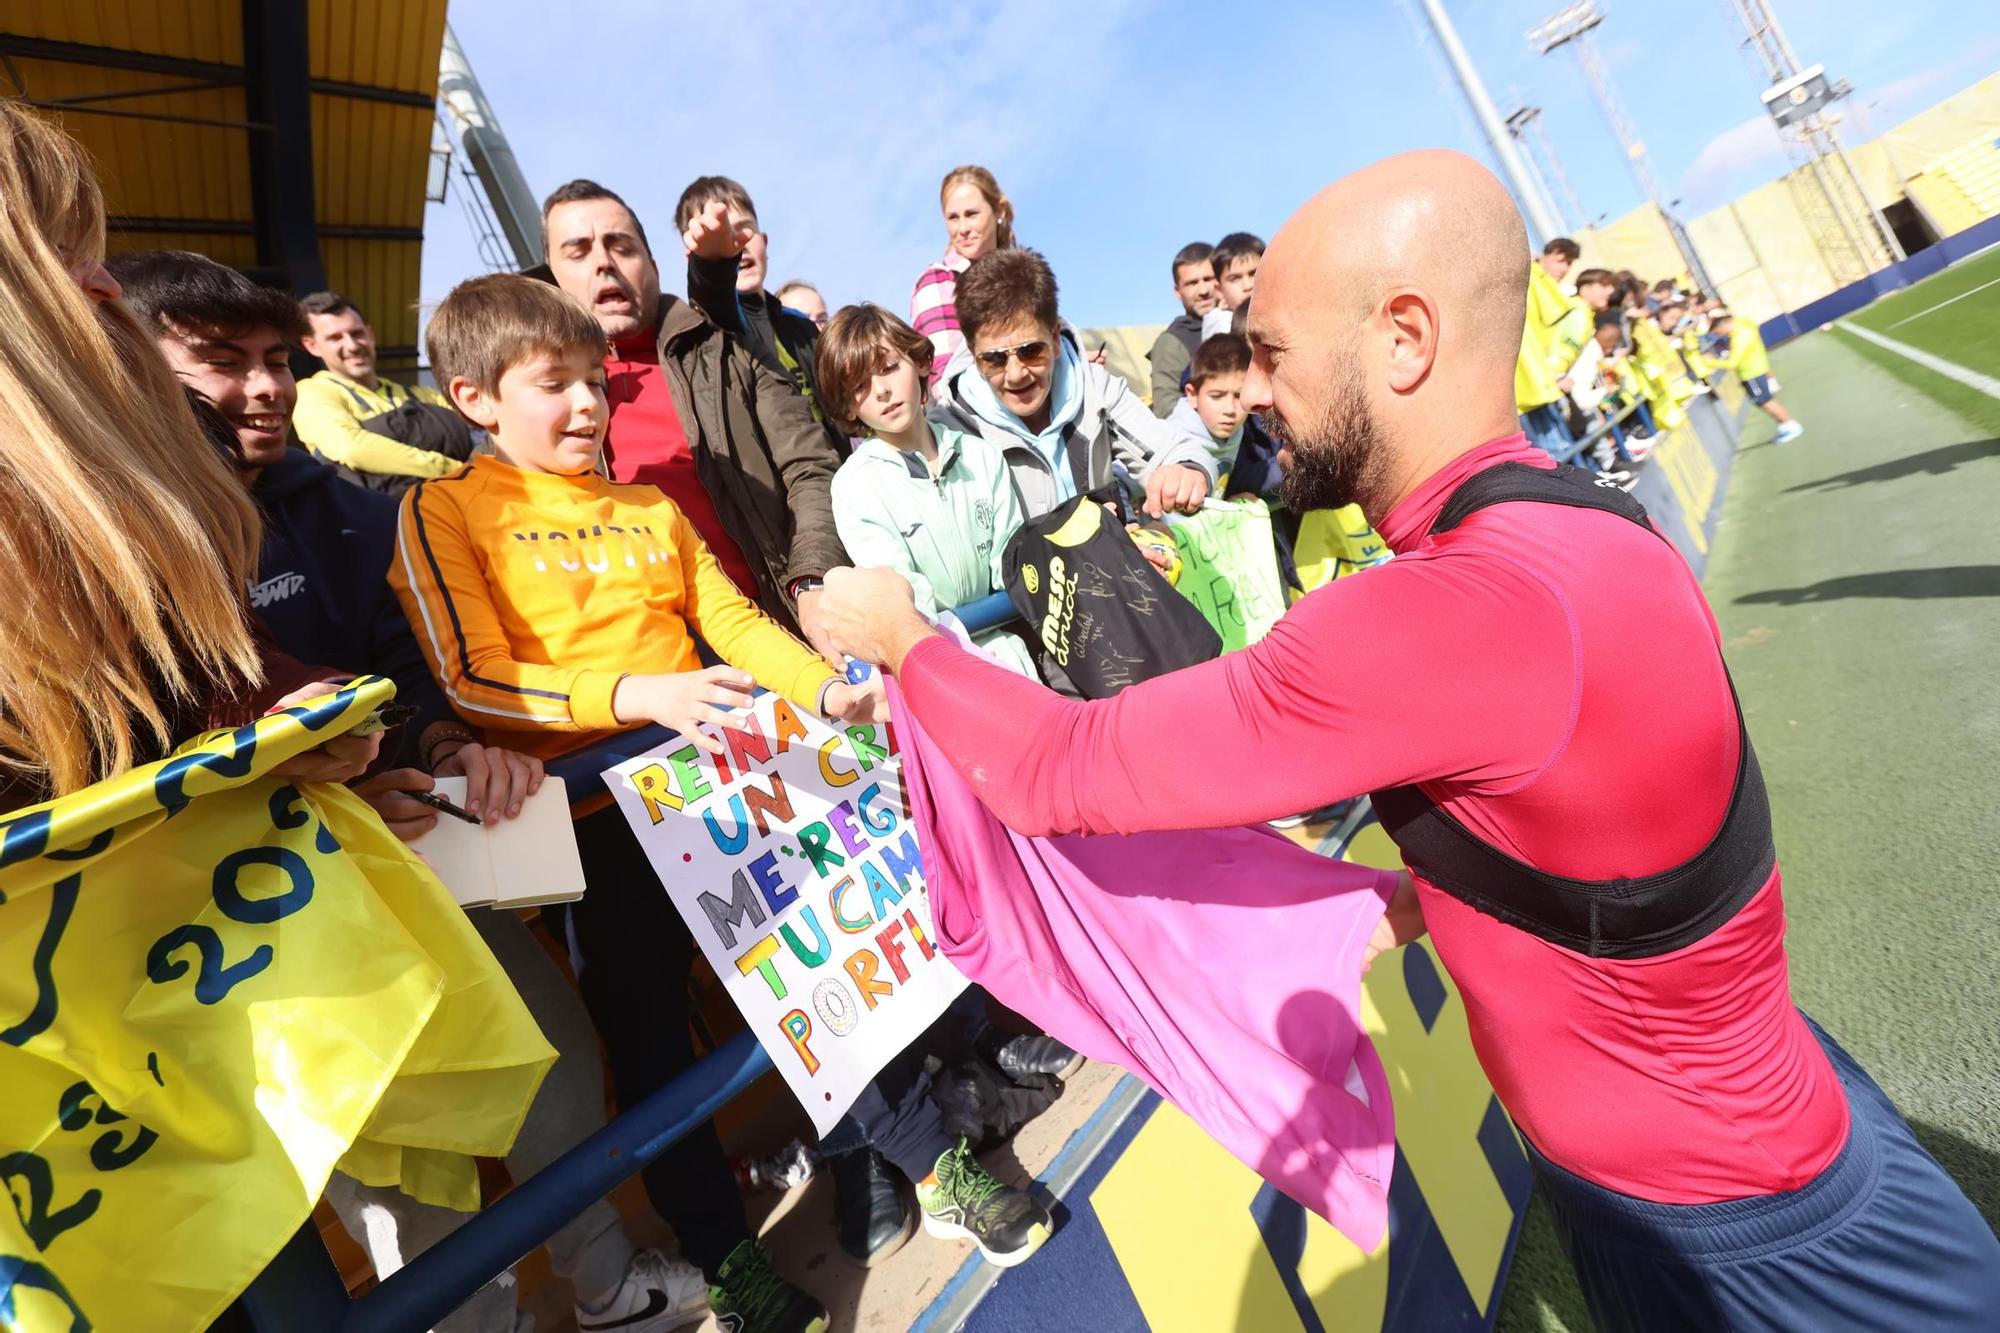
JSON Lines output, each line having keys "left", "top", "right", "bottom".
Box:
{"left": 427, "top": 273, "right": 608, "bottom": 402}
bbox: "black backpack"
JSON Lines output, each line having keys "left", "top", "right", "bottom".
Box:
{"left": 335, "top": 381, "right": 476, "bottom": 495}
{"left": 1001, "top": 489, "right": 1222, "bottom": 698}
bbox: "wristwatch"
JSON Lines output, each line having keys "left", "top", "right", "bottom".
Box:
{"left": 789, "top": 576, "right": 825, "bottom": 599}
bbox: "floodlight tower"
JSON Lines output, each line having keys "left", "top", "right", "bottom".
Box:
{"left": 1414, "top": 0, "right": 1567, "bottom": 246}
{"left": 1529, "top": 1, "right": 1719, "bottom": 295}
{"left": 1506, "top": 105, "right": 1589, "bottom": 233}
{"left": 1723, "top": 0, "right": 1903, "bottom": 279}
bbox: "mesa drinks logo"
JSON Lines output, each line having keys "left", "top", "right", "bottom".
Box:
{"left": 605, "top": 694, "right": 966, "bottom": 1132}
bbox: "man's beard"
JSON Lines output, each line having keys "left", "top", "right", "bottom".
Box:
{"left": 1270, "top": 360, "right": 1386, "bottom": 515}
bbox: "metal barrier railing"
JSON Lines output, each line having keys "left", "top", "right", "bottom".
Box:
{"left": 236, "top": 588, "right": 1028, "bottom": 1330}
{"left": 1551, "top": 398, "right": 1643, "bottom": 468}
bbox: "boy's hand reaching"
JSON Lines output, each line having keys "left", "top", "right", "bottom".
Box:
{"left": 1143, "top": 462, "right": 1209, "bottom": 519}
{"left": 613, "top": 667, "right": 758, "bottom": 755}
{"left": 822, "top": 674, "right": 889, "bottom": 725}
{"left": 683, "top": 199, "right": 755, "bottom": 262}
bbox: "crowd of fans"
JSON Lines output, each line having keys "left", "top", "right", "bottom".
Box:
{"left": 0, "top": 98, "right": 1768, "bottom": 1333}
{"left": 1515, "top": 235, "right": 1802, "bottom": 481}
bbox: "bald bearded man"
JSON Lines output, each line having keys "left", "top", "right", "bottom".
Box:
{"left": 816, "top": 151, "right": 2000, "bottom": 1330}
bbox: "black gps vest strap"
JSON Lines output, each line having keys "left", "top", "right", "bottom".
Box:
{"left": 1367, "top": 462, "right": 1776, "bottom": 960}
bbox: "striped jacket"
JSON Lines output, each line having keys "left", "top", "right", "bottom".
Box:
{"left": 910, "top": 249, "right": 972, "bottom": 371}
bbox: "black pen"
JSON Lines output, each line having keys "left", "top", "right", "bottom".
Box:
{"left": 408, "top": 789, "right": 484, "bottom": 826}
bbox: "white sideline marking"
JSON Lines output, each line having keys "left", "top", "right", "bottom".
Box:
{"left": 1888, "top": 275, "right": 2000, "bottom": 328}
{"left": 1835, "top": 320, "right": 2000, "bottom": 400}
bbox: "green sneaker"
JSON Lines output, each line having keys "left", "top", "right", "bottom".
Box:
{"left": 916, "top": 1139, "right": 1053, "bottom": 1268}
{"left": 707, "top": 1239, "right": 827, "bottom": 1333}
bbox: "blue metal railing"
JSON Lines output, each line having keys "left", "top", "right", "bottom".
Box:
{"left": 241, "top": 589, "right": 1028, "bottom": 1329}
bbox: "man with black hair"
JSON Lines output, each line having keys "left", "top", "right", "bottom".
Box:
{"left": 541, "top": 178, "right": 845, "bottom": 654}
{"left": 1147, "top": 241, "right": 1218, "bottom": 416}
{"left": 1538, "top": 236, "right": 1581, "bottom": 286}
{"left": 294, "top": 291, "right": 469, "bottom": 491}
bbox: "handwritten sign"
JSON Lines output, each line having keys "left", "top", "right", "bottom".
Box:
{"left": 605, "top": 696, "right": 967, "bottom": 1134}
{"left": 1171, "top": 498, "right": 1289, "bottom": 652}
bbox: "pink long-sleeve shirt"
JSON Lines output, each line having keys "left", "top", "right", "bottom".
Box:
{"left": 896, "top": 433, "right": 1847, "bottom": 1204}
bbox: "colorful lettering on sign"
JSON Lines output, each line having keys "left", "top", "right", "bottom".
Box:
{"left": 629, "top": 762, "right": 683, "bottom": 821}
{"left": 844, "top": 949, "right": 893, "bottom": 1009}
{"left": 857, "top": 783, "right": 898, "bottom": 837}
{"left": 735, "top": 934, "right": 786, "bottom": 1000}
{"left": 698, "top": 867, "right": 768, "bottom": 950}
{"left": 827, "top": 875, "right": 873, "bottom": 934}
{"left": 817, "top": 737, "right": 860, "bottom": 788}
{"left": 779, "top": 1010, "right": 818, "bottom": 1075}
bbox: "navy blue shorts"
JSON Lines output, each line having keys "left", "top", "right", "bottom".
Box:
{"left": 1743, "top": 373, "right": 1775, "bottom": 404}
{"left": 1525, "top": 1016, "right": 2000, "bottom": 1332}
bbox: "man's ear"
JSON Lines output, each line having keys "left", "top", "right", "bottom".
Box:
{"left": 1381, "top": 288, "right": 1440, "bottom": 395}
{"left": 449, "top": 375, "right": 500, "bottom": 431}
{"left": 300, "top": 335, "right": 322, "bottom": 360}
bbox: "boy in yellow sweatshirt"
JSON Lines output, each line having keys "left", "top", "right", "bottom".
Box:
{"left": 393, "top": 273, "right": 875, "bottom": 1333}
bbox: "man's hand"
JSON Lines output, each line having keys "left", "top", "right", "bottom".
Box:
{"left": 793, "top": 588, "right": 844, "bottom": 668}
{"left": 612, "top": 668, "right": 758, "bottom": 755}
{"left": 1556, "top": 375, "right": 1575, "bottom": 394}
{"left": 1143, "top": 463, "right": 1210, "bottom": 519}
{"left": 435, "top": 741, "right": 545, "bottom": 821}
{"left": 683, "top": 199, "right": 754, "bottom": 262}
{"left": 351, "top": 767, "right": 439, "bottom": 843}
{"left": 817, "top": 566, "right": 936, "bottom": 670}
{"left": 267, "top": 680, "right": 381, "bottom": 784}
{"left": 1361, "top": 871, "right": 1427, "bottom": 972}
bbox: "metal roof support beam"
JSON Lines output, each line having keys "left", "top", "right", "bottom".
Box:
{"left": 240, "top": 0, "right": 326, "bottom": 296}
{"left": 108, "top": 216, "right": 424, "bottom": 242}
{"left": 44, "top": 78, "right": 242, "bottom": 106}
{"left": 0, "top": 33, "right": 433, "bottom": 108}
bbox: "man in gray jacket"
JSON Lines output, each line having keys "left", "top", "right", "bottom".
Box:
{"left": 929, "top": 247, "right": 1215, "bottom": 520}
{"left": 1147, "top": 241, "right": 1219, "bottom": 416}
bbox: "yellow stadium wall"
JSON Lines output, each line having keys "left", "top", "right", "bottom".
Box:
{"left": 1571, "top": 66, "right": 2000, "bottom": 325}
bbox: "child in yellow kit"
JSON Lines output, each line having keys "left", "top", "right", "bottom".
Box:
{"left": 393, "top": 272, "right": 877, "bottom": 1332}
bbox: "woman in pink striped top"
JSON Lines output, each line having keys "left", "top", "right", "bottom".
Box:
{"left": 910, "top": 165, "right": 1014, "bottom": 376}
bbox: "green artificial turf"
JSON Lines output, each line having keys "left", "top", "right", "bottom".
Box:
{"left": 1494, "top": 322, "right": 2000, "bottom": 1332}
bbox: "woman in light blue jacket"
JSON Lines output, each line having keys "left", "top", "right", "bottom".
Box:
{"left": 820, "top": 304, "right": 1037, "bottom": 674}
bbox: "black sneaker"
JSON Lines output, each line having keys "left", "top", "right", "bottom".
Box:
{"left": 991, "top": 1033, "right": 1085, "bottom": 1082}
{"left": 916, "top": 1140, "right": 1053, "bottom": 1268}
{"left": 829, "top": 1144, "right": 915, "bottom": 1266}
{"left": 707, "top": 1239, "right": 827, "bottom": 1333}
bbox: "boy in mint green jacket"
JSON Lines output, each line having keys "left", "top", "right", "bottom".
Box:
{"left": 821, "top": 305, "right": 1037, "bottom": 674}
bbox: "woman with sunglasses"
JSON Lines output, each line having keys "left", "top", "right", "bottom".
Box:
{"left": 930, "top": 247, "right": 1216, "bottom": 523}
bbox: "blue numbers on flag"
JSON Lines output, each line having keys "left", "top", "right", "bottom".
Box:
{"left": 0, "top": 1153, "right": 101, "bottom": 1251}
{"left": 146, "top": 785, "right": 322, "bottom": 1005}
{"left": 146, "top": 927, "right": 273, "bottom": 1005}
{"left": 0, "top": 1254, "right": 91, "bottom": 1330}
{"left": 56, "top": 1083, "right": 158, "bottom": 1174}
{"left": 0, "top": 875, "right": 80, "bottom": 1048}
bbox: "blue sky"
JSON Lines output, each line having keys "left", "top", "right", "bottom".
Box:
{"left": 419, "top": 0, "right": 1994, "bottom": 331}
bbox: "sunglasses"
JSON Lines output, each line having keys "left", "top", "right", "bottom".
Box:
{"left": 974, "top": 339, "right": 1052, "bottom": 371}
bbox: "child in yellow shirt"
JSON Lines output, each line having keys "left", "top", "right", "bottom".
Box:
{"left": 393, "top": 275, "right": 879, "bottom": 754}
{"left": 393, "top": 272, "right": 873, "bottom": 1332}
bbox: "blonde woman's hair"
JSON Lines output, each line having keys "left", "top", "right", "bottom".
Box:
{"left": 0, "top": 101, "right": 264, "bottom": 797}
{"left": 940, "top": 165, "right": 1017, "bottom": 250}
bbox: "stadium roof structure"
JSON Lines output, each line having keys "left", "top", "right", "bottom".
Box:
{"left": 1, "top": 0, "right": 448, "bottom": 370}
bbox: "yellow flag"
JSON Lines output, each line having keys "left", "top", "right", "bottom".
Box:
{"left": 0, "top": 678, "right": 555, "bottom": 1332}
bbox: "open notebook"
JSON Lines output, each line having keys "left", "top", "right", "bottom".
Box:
{"left": 409, "top": 775, "right": 587, "bottom": 909}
